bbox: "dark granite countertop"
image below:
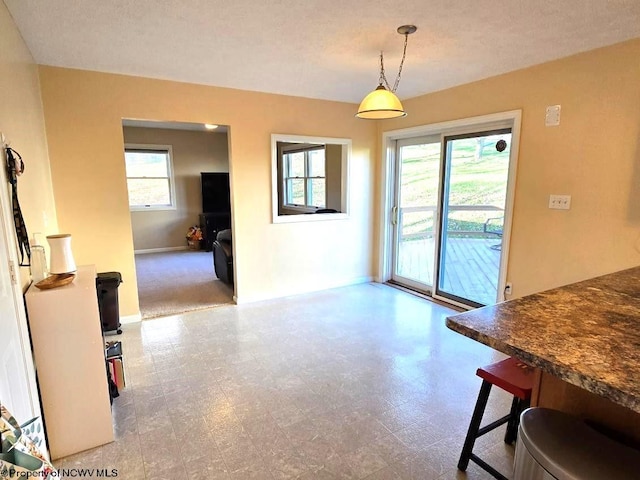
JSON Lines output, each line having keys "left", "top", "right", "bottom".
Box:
{"left": 446, "top": 266, "right": 640, "bottom": 413}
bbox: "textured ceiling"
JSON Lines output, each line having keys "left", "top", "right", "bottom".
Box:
{"left": 5, "top": 0, "right": 640, "bottom": 103}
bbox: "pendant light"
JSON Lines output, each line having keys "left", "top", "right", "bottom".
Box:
{"left": 356, "top": 25, "right": 417, "bottom": 119}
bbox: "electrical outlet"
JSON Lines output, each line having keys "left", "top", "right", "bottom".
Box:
{"left": 549, "top": 194, "right": 571, "bottom": 210}
{"left": 504, "top": 283, "right": 513, "bottom": 296}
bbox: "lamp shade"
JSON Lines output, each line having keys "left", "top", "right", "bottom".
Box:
{"left": 47, "top": 234, "right": 77, "bottom": 274}
{"left": 356, "top": 85, "right": 407, "bottom": 119}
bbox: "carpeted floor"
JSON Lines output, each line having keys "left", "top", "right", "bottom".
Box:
{"left": 135, "top": 250, "right": 234, "bottom": 319}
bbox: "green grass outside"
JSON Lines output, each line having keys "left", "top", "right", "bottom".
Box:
{"left": 400, "top": 135, "right": 510, "bottom": 238}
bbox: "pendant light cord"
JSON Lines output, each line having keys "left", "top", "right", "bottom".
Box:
{"left": 379, "top": 32, "right": 409, "bottom": 93}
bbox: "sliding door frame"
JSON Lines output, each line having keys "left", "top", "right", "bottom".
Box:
{"left": 390, "top": 135, "right": 441, "bottom": 293}
{"left": 378, "top": 110, "right": 522, "bottom": 307}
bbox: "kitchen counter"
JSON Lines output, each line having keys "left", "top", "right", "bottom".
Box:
{"left": 446, "top": 266, "right": 640, "bottom": 414}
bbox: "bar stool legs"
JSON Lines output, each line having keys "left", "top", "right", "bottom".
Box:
{"left": 458, "top": 380, "right": 492, "bottom": 472}
{"left": 504, "top": 396, "right": 528, "bottom": 445}
{"left": 457, "top": 358, "right": 533, "bottom": 480}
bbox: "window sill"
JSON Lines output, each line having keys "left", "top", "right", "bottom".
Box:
{"left": 273, "top": 212, "right": 347, "bottom": 224}
{"left": 130, "top": 206, "right": 177, "bottom": 212}
{"left": 281, "top": 205, "right": 319, "bottom": 214}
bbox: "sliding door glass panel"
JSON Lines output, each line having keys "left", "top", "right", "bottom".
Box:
{"left": 393, "top": 137, "right": 441, "bottom": 288}
{"left": 436, "top": 130, "right": 511, "bottom": 306}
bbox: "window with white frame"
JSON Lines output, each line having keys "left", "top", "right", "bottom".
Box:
{"left": 282, "top": 146, "right": 326, "bottom": 209}
{"left": 124, "top": 145, "right": 176, "bottom": 210}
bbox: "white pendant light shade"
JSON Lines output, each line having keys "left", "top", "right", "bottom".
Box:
{"left": 356, "top": 85, "right": 406, "bottom": 119}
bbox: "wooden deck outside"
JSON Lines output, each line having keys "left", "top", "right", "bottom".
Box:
{"left": 396, "top": 236, "right": 502, "bottom": 305}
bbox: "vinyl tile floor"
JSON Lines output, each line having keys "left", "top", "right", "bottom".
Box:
{"left": 56, "top": 283, "right": 515, "bottom": 479}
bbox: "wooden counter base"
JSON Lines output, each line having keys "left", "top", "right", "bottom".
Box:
{"left": 532, "top": 370, "right": 640, "bottom": 448}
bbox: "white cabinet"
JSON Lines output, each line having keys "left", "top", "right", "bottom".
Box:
{"left": 25, "top": 265, "right": 113, "bottom": 460}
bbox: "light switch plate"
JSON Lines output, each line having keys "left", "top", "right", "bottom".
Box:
{"left": 545, "top": 105, "right": 561, "bottom": 126}
{"left": 549, "top": 194, "right": 571, "bottom": 210}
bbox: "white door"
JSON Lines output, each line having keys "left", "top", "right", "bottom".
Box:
{"left": 0, "top": 148, "right": 44, "bottom": 449}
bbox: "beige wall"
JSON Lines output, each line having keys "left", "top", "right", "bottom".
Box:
{"left": 38, "top": 67, "right": 376, "bottom": 316}
{"left": 380, "top": 38, "right": 640, "bottom": 298}
{"left": 35, "top": 31, "right": 640, "bottom": 314}
{"left": 0, "top": 1, "right": 58, "bottom": 289}
{"left": 123, "top": 127, "right": 229, "bottom": 250}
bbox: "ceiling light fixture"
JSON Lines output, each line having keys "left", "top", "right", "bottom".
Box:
{"left": 356, "top": 25, "right": 417, "bottom": 120}
{"left": 204, "top": 124, "right": 219, "bottom": 130}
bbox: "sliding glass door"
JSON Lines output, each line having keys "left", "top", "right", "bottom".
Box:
{"left": 390, "top": 125, "right": 514, "bottom": 308}
{"left": 391, "top": 136, "right": 441, "bottom": 292}
{"left": 435, "top": 130, "right": 511, "bottom": 307}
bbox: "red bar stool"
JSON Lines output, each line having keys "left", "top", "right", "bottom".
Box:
{"left": 457, "top": 357, "right": 534, "bottom": 480}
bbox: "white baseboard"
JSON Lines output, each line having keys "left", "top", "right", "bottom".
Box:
{"left": 341, "top": 276, "right": 374, "bottom": 287}
{"left": 134, "top": 246, "right": 188, "bottom": 254}
{"left": 234, "top": 275, "right": 374, "bottom": 305}
{"left": 120, "top": 313, "right": 142, "bottom": 324}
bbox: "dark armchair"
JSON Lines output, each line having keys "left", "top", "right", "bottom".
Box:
{"left": 212, "top": 229, "right": 233, "bottom": 284}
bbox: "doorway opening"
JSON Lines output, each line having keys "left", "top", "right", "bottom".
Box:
{"left": 381, "top": 111, "right": 521, "bottom": 309}
{"left": 121, "top": 120, "right": 234, "bottom": 319}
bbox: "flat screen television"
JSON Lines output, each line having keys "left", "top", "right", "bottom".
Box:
{"left": 201, "top": 172, "right": 230, "bottom": 213}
